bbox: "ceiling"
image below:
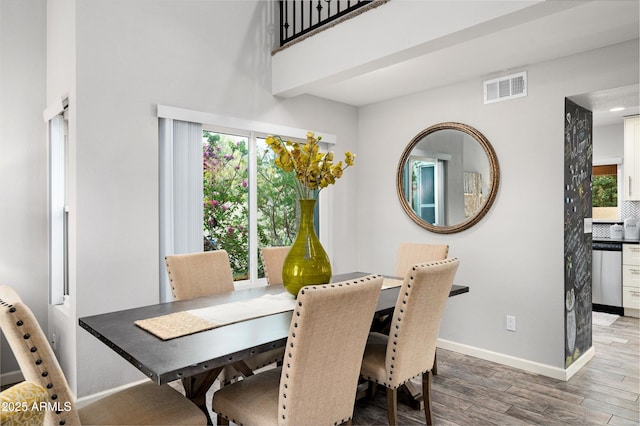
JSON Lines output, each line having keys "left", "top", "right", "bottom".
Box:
{"left": 299, "top": 0, "right": 639, "bottom": 121}
{"left": 570, "top": 84, "right": 640, "bottom": 127}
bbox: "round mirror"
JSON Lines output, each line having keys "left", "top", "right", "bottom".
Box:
{"left": 396, "top": 122, "right": 500, "bottom": 234}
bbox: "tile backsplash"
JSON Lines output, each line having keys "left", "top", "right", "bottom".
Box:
{"left": 593, "top": 200, "right": 640, "bottom": 239}
{"left": 621, "top": 200, "right": 640, "bottom": 219}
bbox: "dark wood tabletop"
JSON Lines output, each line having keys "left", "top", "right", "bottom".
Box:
{"left": 79, "top": 272, "right": 469, "bottom": 386}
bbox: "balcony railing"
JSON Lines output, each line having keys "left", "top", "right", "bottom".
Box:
{"left": 278, "top": 0, "right": 378, "bottom": 47}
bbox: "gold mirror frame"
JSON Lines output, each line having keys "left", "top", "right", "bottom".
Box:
{"left": 396, "top": 122, "right": 500, "bottom": 234}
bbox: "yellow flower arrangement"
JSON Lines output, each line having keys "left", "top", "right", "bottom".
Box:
{"left": 265, "top": 131, "right": 355, "bottom": 199}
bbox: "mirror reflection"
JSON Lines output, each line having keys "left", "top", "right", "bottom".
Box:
{"left": 397, "top": 122, "right": 499, "bottom": 233}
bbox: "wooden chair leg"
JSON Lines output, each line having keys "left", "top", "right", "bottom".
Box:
{"left": 367, "top": 381, "right": 378, "bottom": 399}
{"left": 433, "top": 350, "right": 438, "bottom": 375}
{"left": 386, "top": 387, "right": 398, "bottom": 426}
{"left": 422, "top": 371, "right": 433, "bottom": 425}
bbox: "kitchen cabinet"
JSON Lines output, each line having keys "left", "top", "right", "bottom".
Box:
{"left": 622, "top": 243, "right": 640, "bottom": 317}
{"left": 623, "top": 115, "right": 639, "bottom": 201}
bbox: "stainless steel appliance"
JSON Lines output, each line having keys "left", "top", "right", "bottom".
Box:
{"left": 592, "top": 241, "right": 623, "bottom": 314}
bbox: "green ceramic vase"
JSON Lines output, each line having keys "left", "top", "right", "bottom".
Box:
{"left": 282, "top": 199, "right": 332, "bottom": 296}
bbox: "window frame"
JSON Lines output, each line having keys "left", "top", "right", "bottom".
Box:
{"left": 45, "top": 99, "right": 69, "bottom": 306}
{"left": 158, "top": 105, "right": 335, "bottom": 299}
{"left": 592, "top": 158, "right": 623, "bottom": 220}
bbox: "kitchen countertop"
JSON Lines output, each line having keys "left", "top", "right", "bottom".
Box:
{"left": 593, "top": 237, "right": 640, "bottom": 244}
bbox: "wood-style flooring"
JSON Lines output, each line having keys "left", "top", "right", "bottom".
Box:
{"left": 351, "top": 315, "right": 639, "bottom": 425}
{"left": 197, "top": 315, "right": 639, "bottom": 425}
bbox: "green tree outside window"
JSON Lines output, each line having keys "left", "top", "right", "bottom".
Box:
{"left": 202, "top": 132, "right": 298, "bottom": 280}
{"left": 592, "top": 174, "right": 617, "bottom": 207}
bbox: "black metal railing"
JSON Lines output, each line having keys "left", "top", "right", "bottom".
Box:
{"left": 279, "top": 1, "right": 374, "bottom": 47}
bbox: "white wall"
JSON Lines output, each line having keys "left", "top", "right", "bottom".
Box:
{"left": 357, "top": 39, "right": 639, "bottom": 370}
{"left": 67, "top": 0, "right": 357, "bottom": 396}
{"left": 0, "top": 0, "right": 47, "bottom": 383}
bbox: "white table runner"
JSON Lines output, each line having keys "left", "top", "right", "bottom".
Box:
{"left": 136, "top": 279, "right": 402, "bottom": 340}
{"left": 188, "top": 292, "right": 296, "bottom": 324}
{"left": 135, "top": 292, "right": 295, "bottom": 340}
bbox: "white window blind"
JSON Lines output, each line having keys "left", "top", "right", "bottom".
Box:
{"left": 158, "top": 118, "right": 204, "bottom": 302}
{"left": 49, "top": 112, "right": 68, "bottom": 305}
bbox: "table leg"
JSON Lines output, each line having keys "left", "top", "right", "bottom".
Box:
{"left": 182, "top": 367, "right": 223, "bottom": 425}
{"left": 402, "top": 379, "right": 424, "bottom": 411}
{"left": 230, "top": 360, "right": 254, "bottom": 377}
{"left": 400, "top": 352, "right": 437, "bottom": 410}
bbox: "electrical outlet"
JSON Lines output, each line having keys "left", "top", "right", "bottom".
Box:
{"left": 51, "top": 332, "right": 57, "bottom": 351}
{"left": 506, "top": 315, "right": 517, "bottom": 332}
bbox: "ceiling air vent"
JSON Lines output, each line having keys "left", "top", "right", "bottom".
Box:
{"left": 483, "top": 72, "right": 527, "bottom": 104}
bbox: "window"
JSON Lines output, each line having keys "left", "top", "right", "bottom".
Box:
{"left": 592, "top": 164, "right": 620, "bottom": 220}
{"left": 158, "top": 106, "right": 334, "bottom": 301}
{"left": 47, "top": 104, "right": 69, "bottom": 305}
{"left": 202, "top": 131, "right": 298, "bottom": 281}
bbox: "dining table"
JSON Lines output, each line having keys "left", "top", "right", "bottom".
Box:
{"left": 79, "top": 272, "right": 468, "bottom": 422}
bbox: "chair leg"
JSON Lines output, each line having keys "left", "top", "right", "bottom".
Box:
{"left": 386, "top": 387, "right": 398, "bottom": 426}
{"left": 433, "top": 350, "right": 438, "bottom": 375}
{"left": 367, "top": 381, "right": 378, "bottom": 399}
{"left": 422, "top": 371, "right": 433, "bottom": 425}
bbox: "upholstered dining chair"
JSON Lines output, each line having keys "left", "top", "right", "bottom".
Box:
{"left": 212, "top": 275, "right": 384, "bottom": 426}
{"left": 164, "top": 250, "right": 284, "bottom": 385}
{"left": 260, "top": 246, "right": 291, "bottom": 285}
{"left": 394, "top": 242, "right": 449, "bottom": 376}
{"left": 360, "top": 258, "right": 460, "bottom": 426}
{"left": 395, "top": 242, "right": 449, "bottom": 278}
{"left": 0, "top": 285, "right": 207, "bottom": 426}
{"left": 165, "top": 250, "right": 235, "bottom": 300}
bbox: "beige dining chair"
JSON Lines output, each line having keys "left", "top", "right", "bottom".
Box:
{"left": 212, "top": 275, "right": 384, "bottom": 426}
{"left": 261, "top": 246, "right": 291, "bottom": 285}
{"left": 0, "top": 285, "right": 207, "bottom": 426}
{"left": 360, "top": 258, "right": 460, "bottom": 426}
{"left": 394, "top": 242, "right": 449, "bottom": 376}
{"left": 395, "top": 242, "right": 449, "bottom": 278}
{"left": 165, "top": 250, "right": 235, "bottom": 299}
{"left": 165, "top": 250, "right": 284, "bottom": 383}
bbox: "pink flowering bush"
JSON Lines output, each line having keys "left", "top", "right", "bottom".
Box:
{"left": 203, "top": 132, "right": 297, "bottom": 279}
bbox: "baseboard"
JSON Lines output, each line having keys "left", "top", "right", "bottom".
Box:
{"left": 624, "top": 307, "right": 639, "bottom": 318}
{"left": 75, "top": 379, "right": 149, "bottom": 408}
{"left": 0, "top": 370, "right": 24, "bottom": 388}
{"left": 564, "top": 346, "right": 595, "bottom": 380}
{"left": 437, "top": 338, "right": 595, "bottom": 381}
{"left": 3, "top": 373, "right": 156, "bottom": 407}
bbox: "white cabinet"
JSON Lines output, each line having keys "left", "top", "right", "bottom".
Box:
{"left": 623, "top": 244, "right": 640, "bottom": 316}
{"left": 623, "top": 116, "right": 639, "bottom": 201}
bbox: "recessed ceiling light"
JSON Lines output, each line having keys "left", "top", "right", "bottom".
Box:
{"left": 609, "top": 107, "right": 625, "bottom": 112}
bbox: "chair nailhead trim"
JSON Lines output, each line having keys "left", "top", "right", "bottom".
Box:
{"left": 6, "top": 303, "right": 69, "bottom": 426}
